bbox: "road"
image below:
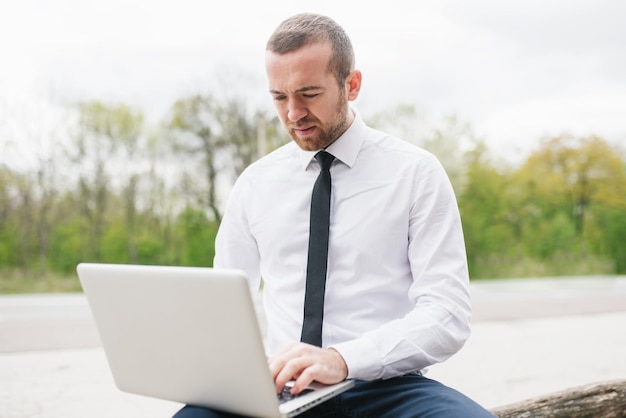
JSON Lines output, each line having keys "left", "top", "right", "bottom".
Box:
{"left": 0, "top": 293, "right": 100, "bottom": 353}
{"left": 1, "top": 275, "right": 625, "bottom": 353}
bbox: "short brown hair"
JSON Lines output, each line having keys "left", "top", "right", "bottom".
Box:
{"left": 266, "top": 13, "right": 355, "bottom": 87}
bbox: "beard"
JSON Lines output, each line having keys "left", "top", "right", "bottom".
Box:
{"left": 285, "top": 94, "right": 350, "bottom": 151}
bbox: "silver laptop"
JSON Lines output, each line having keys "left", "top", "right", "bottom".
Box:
{"left": 77, "top": 263, "right": 354, "bottom": 418}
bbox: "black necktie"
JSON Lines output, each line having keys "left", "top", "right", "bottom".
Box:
{"left": 301, "top": 151, "right": 335, "bottom": 347}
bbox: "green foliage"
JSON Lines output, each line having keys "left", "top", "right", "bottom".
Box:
{"left": 459, "top": 142, "right": 515, "bottom": 258}
{"left": 176, "top": 206, "right": 218, "bottom": 267}
{"left": 48, "top": 217, "right": 86, "bottom": 274}
{"left": 590, "top": 207, "right": 626, "bottom": 273}
{"left": 166, "top": 94, "right": 285, "bottom": 223}
{"left": 526, "top": 213, "right": 578, "bottom": 259}
{"left": 458, "top": 134, "right": 626, "bottom": 278}
{"left": 1, "top": 96, "right": 625, "bottom": 292}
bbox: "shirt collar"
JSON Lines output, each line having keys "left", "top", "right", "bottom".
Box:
{"left": 298, "top": 108, "right": 366, "bottom": 170}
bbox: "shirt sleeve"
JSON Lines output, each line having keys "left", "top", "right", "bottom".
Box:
{"left": 331, "top": 155, "right": 472, "bottom": 381}
{"left": 214, "top": 174, "right": 263, "bottom": 294}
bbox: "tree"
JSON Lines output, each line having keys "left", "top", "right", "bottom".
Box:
{"left": 68, "top": 101, "right": 143, "bottom": 262}
{"left": 166, "top": 94, "right": 282, "bottom": 222}
{"left": 176, "top": 206, "right": 218, "bottom": 267}
{"left": 167, "top": 95, "right": 227, "bottom": 223}
{"left": 422, "top": 115, "right": 479, "bottom": 194}
{"left": 365, "top": 103, "right": 427, "bottom": 145}
{"left": 512, "top": 135, "right": 626, "bottom": 269}
{"left": 0, "top": 166, "right": 20, "bottom": 269}
{"left": 365, "top": 105, "right": 476, "bottom": 193}
{"left": 458, "top": 142, "right": 517, "bottom": 278}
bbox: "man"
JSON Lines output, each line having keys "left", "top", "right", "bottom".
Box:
{"left": 175, "top": 13, "right": 493, "bottom": 418}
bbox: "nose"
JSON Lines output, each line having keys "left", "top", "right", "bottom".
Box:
{"left": 287, "top": 100, "right": 307, "bottom": 122}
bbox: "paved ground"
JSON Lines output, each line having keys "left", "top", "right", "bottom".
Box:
{"left": 1, "top": 276, "right": 625, "bottom": 417}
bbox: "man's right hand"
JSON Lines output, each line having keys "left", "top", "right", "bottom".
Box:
{"left": 268, "top": 342, "right": 348, "bottom": 395}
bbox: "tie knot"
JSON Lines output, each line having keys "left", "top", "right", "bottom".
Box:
{"left": 315, "top": 151, "right": 335, "bottom": 171}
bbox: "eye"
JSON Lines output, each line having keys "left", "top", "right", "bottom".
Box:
{"left": 272, "top": 95, "right": 286, "bottom": 101}
{"left": 303, "top": 93, "right": 319, "bottom": 99}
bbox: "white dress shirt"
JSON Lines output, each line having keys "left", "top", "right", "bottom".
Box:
{"left": 214, "top": 110, "right": 471, "bottom": 381}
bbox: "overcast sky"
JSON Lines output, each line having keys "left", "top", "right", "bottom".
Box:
{"left": 1, "top": 0, "right": 625, "bottom": 166}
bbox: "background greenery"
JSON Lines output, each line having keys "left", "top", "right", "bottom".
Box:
{"left": 1, "top": 95, "right": 625, "bottom": 293}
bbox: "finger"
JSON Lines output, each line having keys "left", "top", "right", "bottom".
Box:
{"left": 275, "top": 355, "right": 311, "bottom": 394}
{"left": 268, "top": 342, "right": 299, "bottom": 379}
{"left": 290, "top": 366, "right": 317, "bottom": 394}
{"left": 269, "top": 343, "right": 328, "bottom": 394}
{"left": 291, "top": 348, "right": 348, "bottom": 393}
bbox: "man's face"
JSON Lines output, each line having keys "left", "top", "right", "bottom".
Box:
{"left": 265, "top": 41, "right": 358, "bottom": 151}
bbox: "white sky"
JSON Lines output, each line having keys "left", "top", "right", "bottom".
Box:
{"left": 1, "top": 0, "right": 625, "bottom": 166}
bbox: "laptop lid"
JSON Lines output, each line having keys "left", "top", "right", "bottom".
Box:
{"left": 77, "top": 263, "right": 353, "bottom": 418}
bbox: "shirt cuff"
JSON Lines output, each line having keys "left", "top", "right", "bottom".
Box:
{"left": 330, "top": 337, "right": 383, "bottom": 381}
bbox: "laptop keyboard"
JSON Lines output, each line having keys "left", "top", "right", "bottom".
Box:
{"left": 277, "top": 386, "right": 314, "bottom": 404}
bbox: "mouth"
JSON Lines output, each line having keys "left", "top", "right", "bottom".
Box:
{"left": 292, "top": 125, "right": 316, "bottom": 137}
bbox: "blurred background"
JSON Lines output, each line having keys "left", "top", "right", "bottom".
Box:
{"left": 1, "top": 0, "right": 625, "bottom": 288}
{"left": 1, "top": 2, "right": 625, "bottom": 417}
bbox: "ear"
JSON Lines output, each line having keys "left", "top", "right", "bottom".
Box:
{"left": 346, "top": 70, "right": 362, "bottom": 101}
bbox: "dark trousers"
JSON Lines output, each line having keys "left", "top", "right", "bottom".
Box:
{"left": 172, "top": 373, "right": 494, "bottom": 418}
